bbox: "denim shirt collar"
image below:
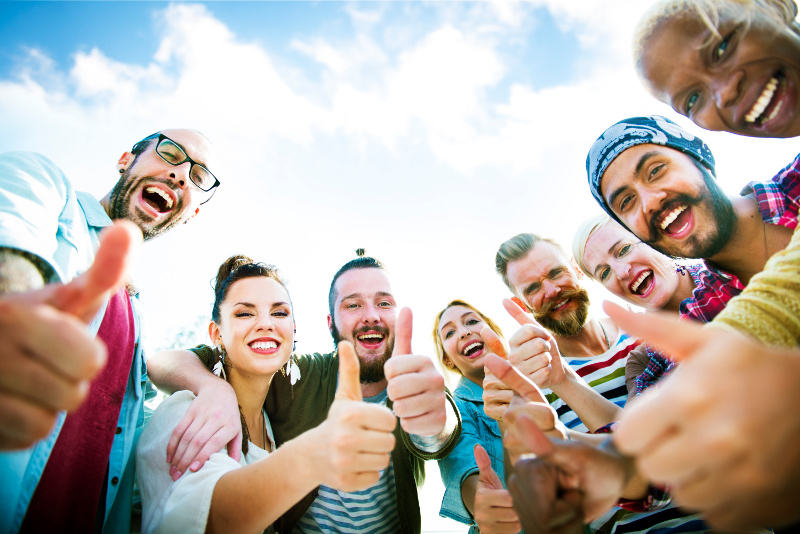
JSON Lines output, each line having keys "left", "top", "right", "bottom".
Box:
{"left": 454, "top": 376, "right": 484, "bottom": 403}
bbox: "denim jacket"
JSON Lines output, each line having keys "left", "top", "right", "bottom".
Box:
{"left": 437, "top": 376, "right": 504, "bottom": 531}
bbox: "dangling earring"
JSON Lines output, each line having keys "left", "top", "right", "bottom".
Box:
{"left": 283, "top": 353, "right": 301, "bottom": 385}
{"left": 213, "top": 344, "right": 228, "bottom": 381}
{"left": 674, "top": 263, "right": 688, "bottom": 276}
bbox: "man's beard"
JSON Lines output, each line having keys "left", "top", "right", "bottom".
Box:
{"left": 645, "top": 168, "right": 736, "bottom": 260}
{"left": 106, "top": 169, "right": 183, "bottom": 241}
{"left": 331, "top": 322, "right": 393, "bottom": 384}
{"left": 534, "top": 287, "right": 591, "bottom": 337}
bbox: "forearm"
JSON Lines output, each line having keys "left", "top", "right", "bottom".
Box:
{"left": 460, "top": 474, "right": 479, "bottom": 518}
{"left": 147, "top": 349, "right": 218, "bottom": 395}
{"left": 408, "top": 395, "right": 459, "bottom": 454}
{"left": 551, "top": 375, "right": 621, "bottom": 432}
{"left": 208, "top": 429, "right": 323, "bottom": 534}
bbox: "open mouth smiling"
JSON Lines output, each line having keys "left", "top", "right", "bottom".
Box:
{"left": 629, "top": 269, "right": 654, "bottom": 296}
{"left": 657, "top": 204, "right": 691, "bottom": 237}
{"left": 141, "top": 184, "right": 175, "bottom": 215}
{"left": 357, "top": 332, "right": 385, "bottom": 347}
{"left": 745, "top": 72, "right": 786, "bottom": 126}
{"left": 461, "top": 340, "right": 484, "bottom": 359}
{"left": 249, "top": 339, "right": 280, "bottom": 354}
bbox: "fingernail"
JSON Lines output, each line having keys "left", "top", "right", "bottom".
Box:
{"left": 171, "top": 469, "right": 182, "bottom": 481}
{"left": 166, "top": 454, "right": 172, "bottom": 463}
{"left": 189, "top": 461, "right": 200, "bottom": 472}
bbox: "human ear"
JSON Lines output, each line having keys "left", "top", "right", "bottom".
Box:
{"left": 117, "top": 152, "right": 133, "bottom": 174}
{"left": 208, "top": 321, "right": 221, "bottom": 345}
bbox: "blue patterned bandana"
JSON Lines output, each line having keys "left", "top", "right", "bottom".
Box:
{"left": 586, "top": 116, "right": 716, "bottom": 220}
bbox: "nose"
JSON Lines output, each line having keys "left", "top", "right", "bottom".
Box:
{"left": 711, "top": 69, "right": 745, "bottom": 108}
{"left": 542, "top": 279, "right": 560, "bottom": 299}
{"left": 167, "top": 162, "right": 191, "bottom": 189}
{"left": 459, "top": 326, "right": 471, "bottom": 340}
{"left": 611, "top": 259, "right": 631, "bottom": 281}
{"left": 256, "top": 313, "right": 275, "bottom": 331}
{"left": 361, "top": 302, "right": 380, "bottom": 325}
{"left": 640, "top": 187, "right": 667, "bottom": 216}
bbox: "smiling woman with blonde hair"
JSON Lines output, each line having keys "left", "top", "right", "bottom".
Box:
{"left": 432, "top": 300, "right": 520, "bottom": 534}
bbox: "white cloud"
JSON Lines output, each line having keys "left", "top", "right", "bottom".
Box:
{"left": 1, "top": 0, "right": 798, "bottom": 378}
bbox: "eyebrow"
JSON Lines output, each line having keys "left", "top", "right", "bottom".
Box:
{"left": 233, "top": 301, "right": 289, "bottom": 308}
{"left": 341, "top": 291, "right": 394, "bottom": 301}
{"left": 440, "top": 312, "right": 478, "bottom": 333}
{"left": 592, "top": 239, "right": 623, "bottom": 278}
{"left": 607, "top": 151, "right": 659, "bottom": 208}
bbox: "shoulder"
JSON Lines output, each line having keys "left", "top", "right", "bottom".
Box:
{"left": 0, "top": 151, "right": 71, "bottom": 191}
{"left": 137, "top": 391, "right": 196, "bottom": 457}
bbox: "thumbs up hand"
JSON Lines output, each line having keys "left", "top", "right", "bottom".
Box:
{"left": 317, "top": 341, "right": 396, "bottom": 492}
{"left": 0, "top": 221, "right": 141, "bottom": 449}
{"left": 485, "top": 354, "right": 568, "bottom": 464}
{"left": 605, "top": 301, "right": 800, "bottom": 529}
{"left": 481, "top": 327, "right": 514, "bottom": 423}
{"left": 503, "top": 298, "right": 570, "bottom": 391}
{"left": 384, "top": 307, "right": 447, "bottom": 436}
{"left": 470, "top": 444, "right": 521, "bottom": 534}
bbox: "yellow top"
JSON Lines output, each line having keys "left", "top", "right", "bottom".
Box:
{"left": 711, "top": 225, "right": 800, "bottom": 348}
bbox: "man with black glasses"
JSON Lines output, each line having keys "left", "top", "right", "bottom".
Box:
{"left": 0, "top": 128, "right": 219, "bottom": 534}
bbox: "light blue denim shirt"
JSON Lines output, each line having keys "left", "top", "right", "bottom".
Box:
{"left": 0, "top": 152, "right": 154, "bottom": 534}
{"left": 437, "top": 376, "right": 504, "bottom": 532}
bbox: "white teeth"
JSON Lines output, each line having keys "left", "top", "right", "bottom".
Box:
{"left": 462, "top": 341, "right": 483, "bottom": 356}
{"left": 660, "top": 205, "right": 686, "bottom": 231}
{"left": 553, "top": 299, "right": 568, "bottom": 309}
{"left": 145, "top": 186, "right": 174, "bottom": 209}
{"left": 251, "top": 341, "right": 277, "bottom": 350}
{"left": 745, "top": 77, "right": 779, "bottom": 123}
{"left": 358, "top": 333, "right": 383, "bottom": 340}
{"left": 766, "top": 99, "right": 784, "bottom": 122}
{"left": 631, "top": 270, "right": 651, "bottom": 293}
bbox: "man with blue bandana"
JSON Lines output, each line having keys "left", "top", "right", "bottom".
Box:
{"left": 586, "top": 116, "right": 797, "bottom": 311}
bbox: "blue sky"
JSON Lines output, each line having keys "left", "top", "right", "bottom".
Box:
{"left": 2, "top": 2, "right": 799, "bottom": 531}
{"left": 2, "top": 0, "right": 797, "bottom": 389}
{"left": 3, "top": 0, "right": 799, "bottom": 383}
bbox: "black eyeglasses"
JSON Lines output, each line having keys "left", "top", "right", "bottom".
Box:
{"left": 133, "top": 133, "right": 220, "bottom": 197}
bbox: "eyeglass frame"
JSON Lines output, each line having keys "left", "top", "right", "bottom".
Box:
{"left": 131, "top": 133, "right": 220, "bottom": 202}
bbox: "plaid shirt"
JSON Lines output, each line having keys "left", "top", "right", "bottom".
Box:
{"left": 637, "top": 153, "right": 800, "bottom": 396}
{"left": 680, "top": 151, "right": 800, "bottom": 323}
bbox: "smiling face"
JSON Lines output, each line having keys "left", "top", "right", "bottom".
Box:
{"left": 639, "top": 9, "right": 800, "bottom": 138}
{"left": 211, "top": 276, "right": 294, "bottom": 379}
{"left": 600, "top": 143, "right": 736, "bottom": 259}
{"left": 329, "top": 267, "right": 397, "bottom": 384}
{"left": 437, "top": 305, "right": 490, "bottom": 384}
{"left": 582, "top": 221, "right": 680, "bottom": 310}
{"left": 106, "top": 128, "right": 215, "bottom": 240}
{"left": 506, "top": 241, "right": 590, "bottom": 337}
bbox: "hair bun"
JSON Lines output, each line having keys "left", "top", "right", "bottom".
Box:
{"left": 215, "top": 254, "right": 255, "bottom": 293}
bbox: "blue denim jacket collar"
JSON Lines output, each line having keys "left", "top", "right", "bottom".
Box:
{"left": 454, "top": 376, "right": 484, "bottom": 403}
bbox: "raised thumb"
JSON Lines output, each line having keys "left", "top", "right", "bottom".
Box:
{"left": 335, "top": 340, "right": 363, "bottom": 402}
{"left": 48, "top": 221, "right": 141, "bottom": 322}
{"left": 603, "top": 301, "right": 704, "bottom": 362}
{"left": 474, "top": 444, "right": 503, "bottom": 490}
{"left": 481, "top": 326, "right": 507, "bottom": 359}
{"left": 392, "top": 307, "right": 413, "bottom": 356}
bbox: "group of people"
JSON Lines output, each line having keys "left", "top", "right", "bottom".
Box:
{"left": 1, "top": 0, "right": 799, "bottom": 532}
